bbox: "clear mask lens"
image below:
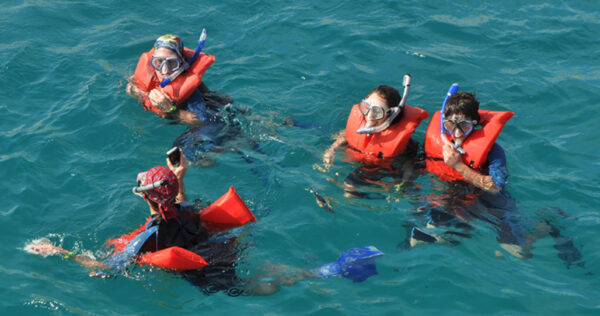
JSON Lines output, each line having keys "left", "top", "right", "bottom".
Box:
{"left": 151, "top": 56, "right": 181, "bottom": 72}
{"left": 359, "top": 100, "right": 387, "bottom": 120}
{"left": 443, "top": 119, "right": 475, "bottom": 136}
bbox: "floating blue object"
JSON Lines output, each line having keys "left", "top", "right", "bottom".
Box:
{"left": 104, "top": 225, "right": 158, "bottom": 271}
{"left": 311, "top": 246, "right": 383, "bottom": 283}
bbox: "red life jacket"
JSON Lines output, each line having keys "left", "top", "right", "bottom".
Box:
{"left": 105, "top": 186, "right": 256, "bottom": 271}
{"left": 132, "top": 47, "right": 215, "bottom": 117}
{"left": 424, "top": 110, "right": 513, "bottom": 182}
{"left": 345, "top": 104, "right": 429, "bottom": 166}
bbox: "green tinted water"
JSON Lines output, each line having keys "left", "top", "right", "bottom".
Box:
{"left": 1, "top": 0, "right": 599, "bottom": 314}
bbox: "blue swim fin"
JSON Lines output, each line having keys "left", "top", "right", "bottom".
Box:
{"left": 311, "top": 246, "right": 383, "bottom": 283}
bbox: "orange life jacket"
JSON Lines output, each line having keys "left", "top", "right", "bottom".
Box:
{"left": 424, "top": 110, "right": 513, "bottom": 182}
{"left": 132, "top": 47, "right": 215, "bottom": 117}
{"left": 105, "top": 186, "right": 255, "bottom": 271}
{"left": 345, "top": 104, "right": 429, "bottom": 166}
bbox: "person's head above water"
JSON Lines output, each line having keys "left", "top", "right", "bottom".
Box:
{"left": 443, "top": 91, "right": 480, "bottom": 144}
{"left": 136, "top": 166, "right": 179, "bottom": 220}
{"left": 151, "top": 34, "right": 186, "bottom": 81}
{"left": 359, "top": 85, "right": 402, "bottom": 128}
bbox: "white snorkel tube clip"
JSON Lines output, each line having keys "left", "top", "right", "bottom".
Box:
{"left": 356, "top": 73, "right": 412, "bottom": 135}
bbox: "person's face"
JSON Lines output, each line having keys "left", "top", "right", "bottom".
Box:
{"left": 361, "top": 93, "right": 390, "bottom": 127}
{"left": 445, "top": 113, "right": 474, "bottom": 145}
{"left": 152, "top": 48, "right": 181, "bottom": 81}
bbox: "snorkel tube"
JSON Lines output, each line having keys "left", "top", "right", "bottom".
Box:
{"left": 132, "top": 179, "right": 167, "bottom": 195}
{"left": 440, "top": 83, "right": 466, "bottom": 155}
{"left": 159, "top": 28, "right": 208, "bottom": 88}
{"left": 356, "top": 74, "right": 412, "bottom": 135}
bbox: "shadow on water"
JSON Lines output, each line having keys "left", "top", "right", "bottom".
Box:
{"left": 397, "top": 179, "right": 585, "bottom": 269}
{"left": 171, "top": 91, "right": 274, "bottom": 185}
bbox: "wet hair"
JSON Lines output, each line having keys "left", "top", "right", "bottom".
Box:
{"left": 444, "top": 91, "right": 480, "bottom": 123}
{"left": 369, "top": 85, "right": 403, "bottom": 123}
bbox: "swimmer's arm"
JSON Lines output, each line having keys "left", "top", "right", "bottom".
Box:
{"left": 443, "top": 143, "right": 500, "bottom": 193}
{"left": 71, "top": 254, "right": 109, "bottom": 269}
{"left": 454, "top": 162, "right": 501, "bottom": 194}
{"left": 32, "top": 244, "right": 108, "bottom": 270}
{"left": 323, "top": 130, "right": 347, "bottom": 166}
{"left": 176, "top": 179, "right": 188, "bottom": 203}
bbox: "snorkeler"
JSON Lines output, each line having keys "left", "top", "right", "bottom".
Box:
{"left": 423, "top": 86, "right": 511, "bottom": 193}
{"left": 405, "top": 85, "right": 583, "bottom": 268}
{"left": 408, "top": 86, "right": 523, "bottom": 252}
{"left": 321, "top": 75, "right": 429, "bottom": 198}
{"left": 126, "top": 30, "right": 231, "bottom": 126}
{"left": 30, "top": 151, "right": 253, "bottom": 292}
{"left": 126, "top": 31, "right": 252, "bottom": 169}
{"left": 28, "top": 150, "right": 385, "bottom": 294}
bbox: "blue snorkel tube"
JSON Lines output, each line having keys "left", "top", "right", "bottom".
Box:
{"left": 440, "top": 83, "right": 465, "bottom": 155}
{"left": 159, "top": 28, "right": 208, "bottom": 88}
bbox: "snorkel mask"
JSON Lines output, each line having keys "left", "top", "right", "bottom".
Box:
{"left": 356, "top": 74, "right": 411, "bottom": 135}
{"left": 440, "top": 83, "right": 466, "bottom": 155}
{"left": 158, "top": 29, "right": 208, "bottom": 88}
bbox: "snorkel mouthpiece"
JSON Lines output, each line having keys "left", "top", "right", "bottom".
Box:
{"left": 453, "top": 142, "right": 466, "bottom": 155}
{"left": 132, "top": 179, "right": 167, "bottom": 195}
{"left": 356, "top": 74, "right": 411, "bottom": 135}
{"left": 440, "top": 83, "right": 466, "bottom": 154}
{"left": 160, "top": 28, "right": 208, "bottom": 88}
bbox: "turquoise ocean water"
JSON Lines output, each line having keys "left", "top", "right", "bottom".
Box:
{"left": 1, "top": 0, "right": 599, "bottom": 314}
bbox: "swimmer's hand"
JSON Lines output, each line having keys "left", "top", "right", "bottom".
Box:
{"left": 177, "top": 109, "right": 203, "bottom": 125}
{"left": 322, "top": 149, "right": 335, "bottom": 169}
{"left": 27, "top": 243, "right": 67, "bottom": 257}
{"left": 148, "top": 88, "right": 174, "bottom": 112}
{"left": 312, "top": 163, "right": 327, "bottom": 173}
{"left": 27, "top": 241, "right": 109, "bottom": 270}
{"left": 442, "top": 143, "right": 462, "bottom": 169}
{"left": 126, "top": 76, "right": 148, "bottom": 100}
{"left": 442, "top": 143, "right": 500, "bottom": 193}
{"left": 167, "top": 148, "right": 188, "bottom": 180}
{"left": 322, "top": 130, "right": 347, "bottom": 170}
{"left": 167, "top": 149, "right": 188, "bottom": 203}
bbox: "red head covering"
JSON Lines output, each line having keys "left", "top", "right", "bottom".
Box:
{"left": 142, "top": 166, "right": 179, "bottom": 220}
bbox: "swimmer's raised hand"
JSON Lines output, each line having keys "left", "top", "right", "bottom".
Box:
{"left": 148, "top": 88, "right": 174, "bottom": 111}
{"left": 167, "top": 149, "right": 188, "bottom": 203}
{"left": 125, "top": 76, "right": 148, "bottom": 100}
{"left": 167, "top": 148, "right": 187, "bottom": 180}
{"left": 442, "top": 143, "right": 462, "bottom": 169}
